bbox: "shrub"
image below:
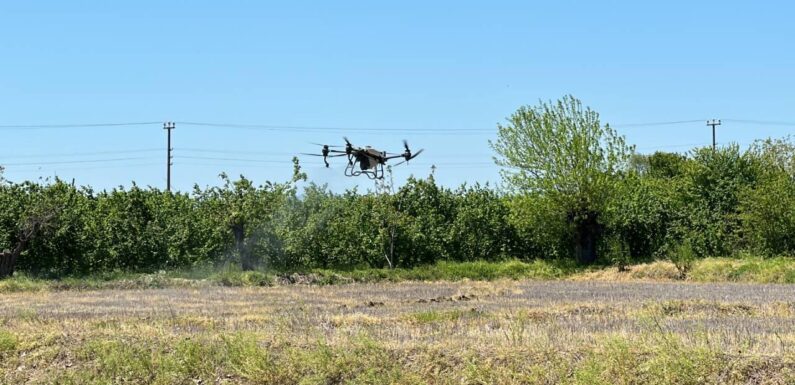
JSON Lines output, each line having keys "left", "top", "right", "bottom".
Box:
{"left": 668, "top": 239, "right": 697, "bottom": 279}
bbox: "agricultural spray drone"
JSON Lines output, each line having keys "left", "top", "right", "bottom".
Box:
{"left": 302, "top": 137, "right": 424, "bottom": 179}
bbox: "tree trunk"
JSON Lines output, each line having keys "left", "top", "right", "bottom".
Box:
{"left": 232, "top": 222, "right": 254, "bottom": 271}
{"left": 574, "top": 213, "right": 600, "bottom": 265}
{"left": 0, "top": 241, "right": 26, "bottom": 279}
{"left": 0, "top": 211, "right": 57, "bottom": 279}
{"left": 0, "top": 250, "right": 17, "bottom": 279}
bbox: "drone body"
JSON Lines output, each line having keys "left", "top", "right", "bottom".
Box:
{"left": 303, "top": 138, "right": 424, "bottom": 179}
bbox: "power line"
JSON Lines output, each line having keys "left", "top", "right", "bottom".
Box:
{"left": 1, "top": 157, "right": 151, "bottom": 167}
{"left": 175, "top": 121, "right": 494, "bottom": 134}
{"left": 179, "top": 148, "right": 299, "bottom": 156}
{"left": 178, "top": 156, "right": 493, "bottom": 166}
{"left": 635, "top": 142, "right": 711, "bottom": 151}
{"left": 611, "top": 120, "right": 704, "bottom": 128}
{"left": 177, "top": 155, "right": 290, "bottom": 164}
{"left": 0, "top": 119, "right": 497, "bottom": 135}
{"left": 0, "top": 118, "right": 711, "bottom": 130}
{"left": 178, "top": 161, "right": 497, "bottom": 169}
{"left": 722, "top": 119, "right": 795, "bottom": 126}
{"left": 0, "top": 122, "right": 161, "bottom": 130}
{"left": 0, "top": 148, "right": 161, "bottom": 159}
{"left": 177, "top": 156, "right": 493, "bottom": 166}
{"left": 178, "top": 147, "right": 494, "bottom": 158}
{"left": 1, "top": 162, "right": 162, "bottom": 172}
{"left": 0, "top": 117, "right": 792, "bottom": 132}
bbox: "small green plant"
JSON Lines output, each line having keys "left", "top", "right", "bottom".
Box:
{"left": 0, "top": 274, "right": 46, "bottom": 293}
{"left": 77, "top": 339, "right": 154, "bottom": 381}
{"left": 0, "top": 330, "right": 17, "bottom": 352}
{"left": 215, "top": 270, "right": 274, "bottom": 287}
{"left": 669, "top": 239, "right": 697, "bottom": 279}
{"left": 408, "top": 310, "right": 466, "bottom": 324}
{"left": 606, "top": 236, "right": 632, "bottom": 272}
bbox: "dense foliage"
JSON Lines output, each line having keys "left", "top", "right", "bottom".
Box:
{"left": 1, "top": 138, "right": 794, "bottom": 278}
{"left": 3, "top": 99, "right": 795, "bottom": 277}
{"left": 491, "top": 95, "right": 633, "bottom": 264}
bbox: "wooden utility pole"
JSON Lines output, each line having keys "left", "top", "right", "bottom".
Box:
{"left": 707, "top": 119, "right": 721, "bottom": 152}
{"left": 164, "top": 122, "right": 175, "bottom": 191}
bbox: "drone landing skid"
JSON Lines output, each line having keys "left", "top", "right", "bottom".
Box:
{"left": 344, "top": 160, "right": 385, "bottom": 180}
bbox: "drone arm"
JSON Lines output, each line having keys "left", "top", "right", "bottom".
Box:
{"left": 384, "top": 154, "right": 406, "bottom": 161}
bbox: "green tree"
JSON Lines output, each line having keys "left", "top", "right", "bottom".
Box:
{"left": 279, "top": 183, "right": 338, "bottom": 269}
{"left": 747, "top": 136, "right": 795, "bottom": 177}
{"left": 490, "top": 95, "right": 633, "bottom": 264}
{"left": 740, "top": 172, "right": 795, "bottom": 255}
{"left": 193, "top": 158, "right": 305, "bottom": 271}
{"left": 739, "top": 136, "right": 795, "bottom": 255}
{"left": 393, "top": 174, "right": 454, "bottom": 267}
{"left": 631, "top": 152, "right": 688, "bottom": 179}
{"left": 506, "top": 193, "right": 571, "bottom": 260}
{"left": 0, "top": 180, "right": 66, "bottom": 278}
{"left": 604, "top": 173, "right": 677, "bottom": 260}
{"left": 675, "top": 145, "right": 760, "bottom": 257}
{"left": 447, "top": 183, "right": 513, "bottom": 261}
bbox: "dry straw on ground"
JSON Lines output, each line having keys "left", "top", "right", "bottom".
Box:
{"left": 1, "top": 280, "right": 795, "bottom": 384}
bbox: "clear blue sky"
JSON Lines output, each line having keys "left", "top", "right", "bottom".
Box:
{"left": 1, "top": 1, "right": 794, "bottom": 192}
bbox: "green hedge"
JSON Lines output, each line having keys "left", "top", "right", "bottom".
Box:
{"left": 3, "top": 138, "right": 795, "bottom": 277}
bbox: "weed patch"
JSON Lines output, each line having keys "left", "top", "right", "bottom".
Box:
{"left": 0, "top": 330, "right": 16, "bottom": 352}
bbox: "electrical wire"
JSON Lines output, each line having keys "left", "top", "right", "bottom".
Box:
{"left": 177, "top": 155, "right": 291, "bottom": 164}
{"left": 175, "top": 121, "right": 493, "bottom": 134}
{"left": 611, "top": 120, "right": 704, "bottom": 128}
{"left": 1, "top": 157, "right": 151, "bottom": 166}
{"left": 1, "top": 148, "right": 162, "bottom": 159}
{"left": 0, "top": 122, "right": 161, "bottom": 130}
{"left": 0, "top": 117, "right": 791, "bottom": 132}
{"left": 178, "top": 147, "right": 494, "bottom": 158}
{"left": 1, "top": 118, "right": 792, "bottom": 176}
{"left": 1, "top": 162, "right": 163, "bottom": 173}
{"left": 635, "top": 143, "right": 711, "bottom": 150}
{"left": 722, "top": 119, "right": 795, "bottom": 126}
{"left": 178, "top": 161, "right": 497, "bottom": 169}
{"left": 178, "top": 148, "right": 297, "bottom": 156}
{"left": 177, "top": 156, "right": 493, "bottom": 166}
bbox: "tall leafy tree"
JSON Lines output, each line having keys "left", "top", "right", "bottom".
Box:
{"left": 490, "top": 95, "right": 632, "bottom": 264}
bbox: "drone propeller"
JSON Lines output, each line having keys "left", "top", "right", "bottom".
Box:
{"left": 310, "top": 142, "right": 344, "bottom": 148}
{"left": 393, "top": 141, "right": 424, "bottom": 166}
{"left": 300, "top": 153, "right": 347, "bottom": 157}
{"left": 393, "top": 149, "right": 424, "bottom": 166}
{"left": 300, "top": 150, "right": 347, "bottom": 168}
{"left": 343, "top": 136, "right": 355, "bottom": 155}
{"left": 408, "top": 148, "right": 424, "bottom": 160}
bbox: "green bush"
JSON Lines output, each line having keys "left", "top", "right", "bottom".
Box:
{"left": 669, "top": 239, "right": 697, "bottom": 279}
{"left": 3, "top": 136, "right": 795, "bottom": 278}
{"left": 0, "top": 330, "right": 17, "bottom": 352}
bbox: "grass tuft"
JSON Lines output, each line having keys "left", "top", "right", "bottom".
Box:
{"left": 215, "top": 270, "right": 275, "bottom": 287}
{"left": 6, "top": 257, "right": 795, "bottom": 294}
{"left": 0, "top": 330, "right": 17, "bottom": 352}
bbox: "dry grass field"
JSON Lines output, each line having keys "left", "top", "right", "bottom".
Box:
{"left": 2, "top": 279, "right": 795, "bottom": 384}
